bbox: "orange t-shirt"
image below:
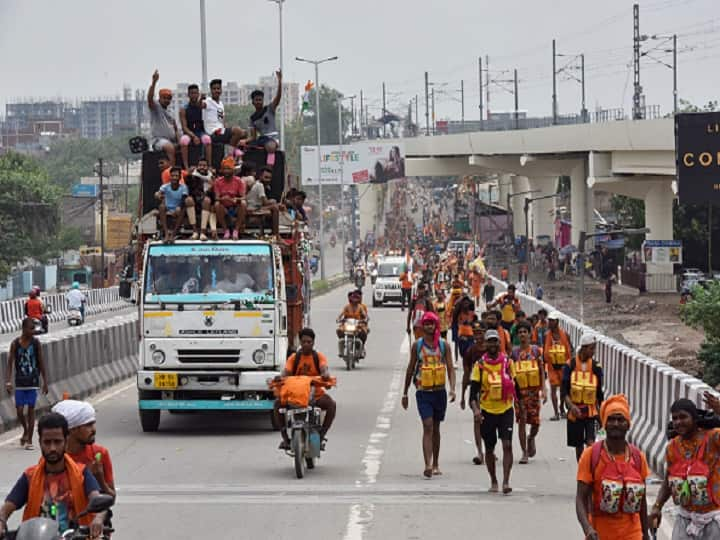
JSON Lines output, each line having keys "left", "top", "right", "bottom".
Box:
{"left": 400, "top": 272, "right": 412, "bottom": 290}
{"left": 666, "top": 429, "right": 720, "bottom": 513}
{"left": 161, "top": 168, "right": 188, "bottom": 185}
{"left": 68, "top": 444, "right": 115, "bottom": 486}
{"left": 284, "top": 351, "right": 329, "bottom": 396}
{"left": 577, "top": 445, "right": 650, "bottom": 540}
{"left": 26, "top": 298, "right": 44, "bottom": 320}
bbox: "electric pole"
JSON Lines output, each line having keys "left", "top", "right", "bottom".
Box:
{"left": 485, "top": 55, "right": 491, "bottom": 121}
{"left": 460, "top": 79, "right": 465, "bottom": 129}
{"left": 478, "top": 56, "right": 484, "bottom": 130}
{"left": 673, "top": 34, "right": 678, "bottom": 114}
{"left": 581, "top": 53, "right": 587, "bottom": 121}
{"left": 514, "top": 69, "right": 519, "bottom": 130}
{"left": 382, "top": 82, "right": 387, "bottom": 138}
{"left": 424, "top": 71, "right": 430, "bottom": 136}
{"left": 633, "top": 3, "right": 643, "bottom": 120}
{"left": 359, "top": 90, "right": 364, "bottom": 138}
{"left": 98, "top": 158, "right": 105, "bottom": 287}
{"left": 415, "top": 94, "right": 419, "bottom": 134}
{"left": 431, "top": 87, "right": 436, "bottom": 135}
{"left": 552, "top": 39, "right": 557, "bottom": 124}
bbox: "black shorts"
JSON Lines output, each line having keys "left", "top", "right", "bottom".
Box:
{"left": 567, "top": 417, "right": 597, "bottom": 448}
{"left": 210, "top": 128, "right": 233, "bottom": 144}
{"left": 480, "top": 407, "right": 514, "bottom": 450}
{"left": 440, "top": 330, "right": 447, "bottom": 339}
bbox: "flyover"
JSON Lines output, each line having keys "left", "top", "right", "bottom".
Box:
{"left": 403, "top": 119, "right": 677, "bottom": 291}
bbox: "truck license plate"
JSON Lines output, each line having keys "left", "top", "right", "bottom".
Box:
{"left": 154, "top": 373, "right": 178, "bottom": 389}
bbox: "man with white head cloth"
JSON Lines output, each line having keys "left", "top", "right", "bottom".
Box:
{"left": 52, "top": 400, "right": 115, "bottom": 499}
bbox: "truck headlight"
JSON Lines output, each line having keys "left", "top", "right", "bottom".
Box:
{"left": 152, "top": 350, "right": 166, "bottom": 364}
{"left": 252, "top": 349, "right": 266, "bottom": 365}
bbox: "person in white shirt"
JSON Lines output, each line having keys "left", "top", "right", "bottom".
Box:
{"left": 203, "top": 78, "right": 247, "bottom": 155}
{"left": 65, "top": 282, "right": 87, "bottom": 322}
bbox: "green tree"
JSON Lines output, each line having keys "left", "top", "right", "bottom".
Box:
{"left": 611, "top": 195, "right": 645, "bottom": 249}
{"left": 0, "top": 152, "right": 62, "bottom": 282}
{"left": 681, "top": 280, "right": 720, "bottom": 385}
{"left": 225, "top": 104, "right": 255, "bottom": 130}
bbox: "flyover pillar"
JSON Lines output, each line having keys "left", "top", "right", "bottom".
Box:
{"left": 498, "top": 174, "right": 512, "bottom": 210}
{"left": 527, "top": 177, "right": 558, "bottom": 242}
{"left": 511, "top": 175, "right": 530, "bottom": 237}
{"left": 571, "top": 162, "right": 588, "bottom": 246}
{"left": 644, "top": 181, "right": 674, "bottom": 241}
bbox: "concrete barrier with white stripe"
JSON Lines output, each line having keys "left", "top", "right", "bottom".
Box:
{"left": 0, "top": 314, "right": 138, "bottom": 433}
{"left": 0, "top": 286, "right": 127, "bottom": 334}
{"left": 490, "top": 277, "right": 717, "bottom": 473}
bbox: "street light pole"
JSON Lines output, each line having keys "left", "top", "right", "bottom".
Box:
{"left": 673, "top": 33, "right": 678, "bottom": 114}
{"left": 338, "top": 94, "right": 355, "bottom": 274}
{"left": 268, "top": 0, "right": 285, "bottom": 149}
{"left": 296, "top": 55, "right": 338, "bottom": 281}
{"left": 200, "top": 0, "right": 208, "bottom": 91}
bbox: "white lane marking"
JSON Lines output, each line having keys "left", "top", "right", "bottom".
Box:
{"left": 0, "top": 380, "right": 135, "bottom": 448}
{"left": 343, "top": 333, "right": 408, "bottom": 540}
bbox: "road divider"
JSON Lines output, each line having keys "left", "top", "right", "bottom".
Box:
{"left": 491, "top": 277, "right": 716, "bottom": 473}
{"left": 0, "top": 286, "right": 127, "bottom": 334}
{"left": 0, "top": 314, "right": 138, "bottom": 434}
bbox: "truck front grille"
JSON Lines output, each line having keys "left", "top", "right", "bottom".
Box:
{"left": 176, "top": 349, "right": 241, "bottom": 364}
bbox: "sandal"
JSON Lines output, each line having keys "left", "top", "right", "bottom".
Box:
{"left": 472, "top": 456, "right": 484, "bottom": 465}
{"left": 550, "top": 415, "right": 560, "bottom": 422}
{"left": 519, "top": 455, "right": 529, "bottom": 465}
{"left": 502, "top": 486, "right": 513, "bottom": 495}
{"left": 423, "top": 469, "right": 433, "bottom": 479}
{"left": 278, "top": 440, "right": 290, "bottom": 450}
{"left": 24, "top": 443, "right": 34, "bottom": 451}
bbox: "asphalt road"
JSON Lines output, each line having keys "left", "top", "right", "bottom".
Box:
{"left": 0, "top": 283, "right": 673, "bottom": 539}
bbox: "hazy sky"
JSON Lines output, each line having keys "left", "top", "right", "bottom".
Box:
{"left": 1, "top": 0, "right": 718, "bottom": 122}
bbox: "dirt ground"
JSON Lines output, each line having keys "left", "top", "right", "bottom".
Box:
{"left": 512, "top": 264, "right": 705, "bottom": 377}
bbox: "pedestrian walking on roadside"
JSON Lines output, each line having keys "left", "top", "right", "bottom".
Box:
{"left": 576, "top": 394, "right": 650, "bottom": 540}
{"left": 469, "top": 329, "right": 520, "bottom": 494}
{"left": 650, "top": 398, "right": 720, "bottom": 540}
{"left": 562, "top": 334, "right": 604, "bottom": 462}
{"left": 511, "top": 322, "right": 546, "bottom": 464}
{"left": 402, "top": 312, "right": 456, "bottom": 478}
{"left": 543, "top": 311, "right": 571, "bottom": 420}
{"left": 461, "top": 320, "right": 487, "bottom": 465}
{"left": 4, "top": 318, "right": 49, "bottom": 450}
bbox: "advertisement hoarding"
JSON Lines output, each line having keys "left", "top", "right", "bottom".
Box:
{"left": 301, "top": 141, "right": 405, "bottom": 186}
{"left": 642, "top": 240, "right": 682, "bottom": 264}
{"left": 675, "top": 112, "right": 720, "bottom": 204}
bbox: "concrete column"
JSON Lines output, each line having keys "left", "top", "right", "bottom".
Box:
{"left": 511, "top": 175, "right": 530, "bottom": 237}
{"left": 644, "top": 181, "right": 674, "bottom": 240}
{"left": 570, "top": 162, "right": 587, "bottom": 246}
{"left": 498, "top": 174, "right": 512, "bottom": 210}
{"left": 527, "top": 177, "right": 558, "bottom": 241}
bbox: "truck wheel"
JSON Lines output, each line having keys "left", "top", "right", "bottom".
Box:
{"left": 372, "top": 298, "right": 380, "bottom": 307}
{"left": 139, "top": 409, "right": 160, "bottom": 432}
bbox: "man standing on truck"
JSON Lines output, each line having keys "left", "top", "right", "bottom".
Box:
{"left": 213, "top": 157, "right": 247, "bottom": 240}
{"left": 147, "top": 69, "right": 179, "bottom": 166}
{"left": 274, "top": 328, "right": 336, "bottom": 451}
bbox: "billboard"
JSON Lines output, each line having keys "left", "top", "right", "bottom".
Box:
{"left": 642, "top": 240, "right": 682, "bottom": 264}
{"left": 676, "top": 112, "right": 720, "bottom": 204}
{"left": 301, "top": 141, "right": 405, "bottom": 186}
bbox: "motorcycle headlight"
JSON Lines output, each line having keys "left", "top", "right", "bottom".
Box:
{"left": 152, "top": 350, "right": 166, "bottom": 365}
{"left": 252, "top": 349, "right": 266, "bottom": 365}
{"left": 346, "top": 323, "right": 356, "bottom": 332}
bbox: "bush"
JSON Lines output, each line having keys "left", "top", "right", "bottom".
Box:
{"left": 681, "top": 280, "right": 720, "bottom": 387}
{"left": 312, "top": 279, "right": 329, "bottom": 295}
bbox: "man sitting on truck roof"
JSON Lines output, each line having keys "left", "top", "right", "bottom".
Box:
{"left": 213, "top": 157, "right": 247, "bottom": 240}
{"left": 249, "top": 70, "right": 282, "bottom": 165}
{"left": 204, "top": 78, "right": 247, "bottom": 157}
{"left": 147, "top": 69, "right": 179, "bottom": 167}
{"left": 179, "top": 84, "right": 213, "bottom": 171}
{"left": 189, "top": 158, "right": 216, "bottom": 240}
{"left": 155, "top": 166, "right": 198, "bottom": 242}
{"left": 246, "top": 166, "right": 279, "bottom": 235}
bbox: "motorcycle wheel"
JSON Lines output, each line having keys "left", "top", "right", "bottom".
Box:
{"left": 345, "top": 356, "right": 352, "bottom": 371}
{"left": 292, "top": 430, "right": 305, "bottom": 479}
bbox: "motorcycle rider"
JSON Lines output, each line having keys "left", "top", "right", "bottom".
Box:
{"left": 274, "top": 328, "right": 336, "bottom": 451}
{"left": 336, "top": 290, "right": 369, "bottom": 355}
{"left": 24, "top": 290, "right": 47, "bottom": 334}
{"left": 0, "top": 413, "right": 106, "bottom": 539}
{"left": 354, "top": 265, "right": 366, "bottom": 291}
{"left": 65, "top": 282, "right": 87, "bottom": 323}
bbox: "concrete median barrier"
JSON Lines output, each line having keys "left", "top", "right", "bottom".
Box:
{"left": 490, "top": 276, "right": 717, "bottom": 473}
{"left": 0, "top": 315, "right": 138, "bottom": 434}
{"left": 0, "top": 286, "right": 127, "bottom": 335}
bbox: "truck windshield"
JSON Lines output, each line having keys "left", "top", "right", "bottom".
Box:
{"left": 377, "top": 263, "right": 402, "bottom": 277}
{"left": 144, "top": 244, "right": 274, "bottom": 304}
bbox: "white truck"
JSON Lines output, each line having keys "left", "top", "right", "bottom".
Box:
{"left": 136, "top": 238, "right": 306, "bottom": 432}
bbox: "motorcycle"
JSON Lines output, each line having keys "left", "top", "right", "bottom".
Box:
{"left": 5, "top": 493, "right": 114, "bottom": 539}
{"left": 67, "top": 308, "right": 83, "bottom": 326}
{"left": 269, "top": 376, "right": 336, "bottom": 479}
{"left": 309, "top": 256, "right": 319, "bottom": 275}
{"left": 338, "top": 318, "right": 364, "bottom": 370}
{"left": 354, "top": 271, "right": 365, "bottom": 292}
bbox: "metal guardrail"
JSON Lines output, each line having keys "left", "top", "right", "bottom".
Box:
{"left": 0, "top": 286, "right": 126, "bottom": 334}
{"left": 491, "top": 276, "right": 715, "bottom": 473}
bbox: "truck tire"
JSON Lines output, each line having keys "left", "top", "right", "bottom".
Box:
{"left": 139, "top": 409, "right": 160, "bottom": 432}
{"left": 373, "top": 298, "right": 381, "bottom": 307}
{"left": 138, "top": 390, "right": 161, "bottom": 432}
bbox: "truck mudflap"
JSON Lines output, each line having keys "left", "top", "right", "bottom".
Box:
{"left": 138, "top": 399, "right": 274, "bottom": 411}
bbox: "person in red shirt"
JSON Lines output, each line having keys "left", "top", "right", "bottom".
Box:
{"left": 51, "top": 400, "right": 115, "bottom": 499}
{"left": 213, "top": 157, "right": 247, "bottom": 240}
{"left": 24, "top": 291, "right": 44, "bottom": 321}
